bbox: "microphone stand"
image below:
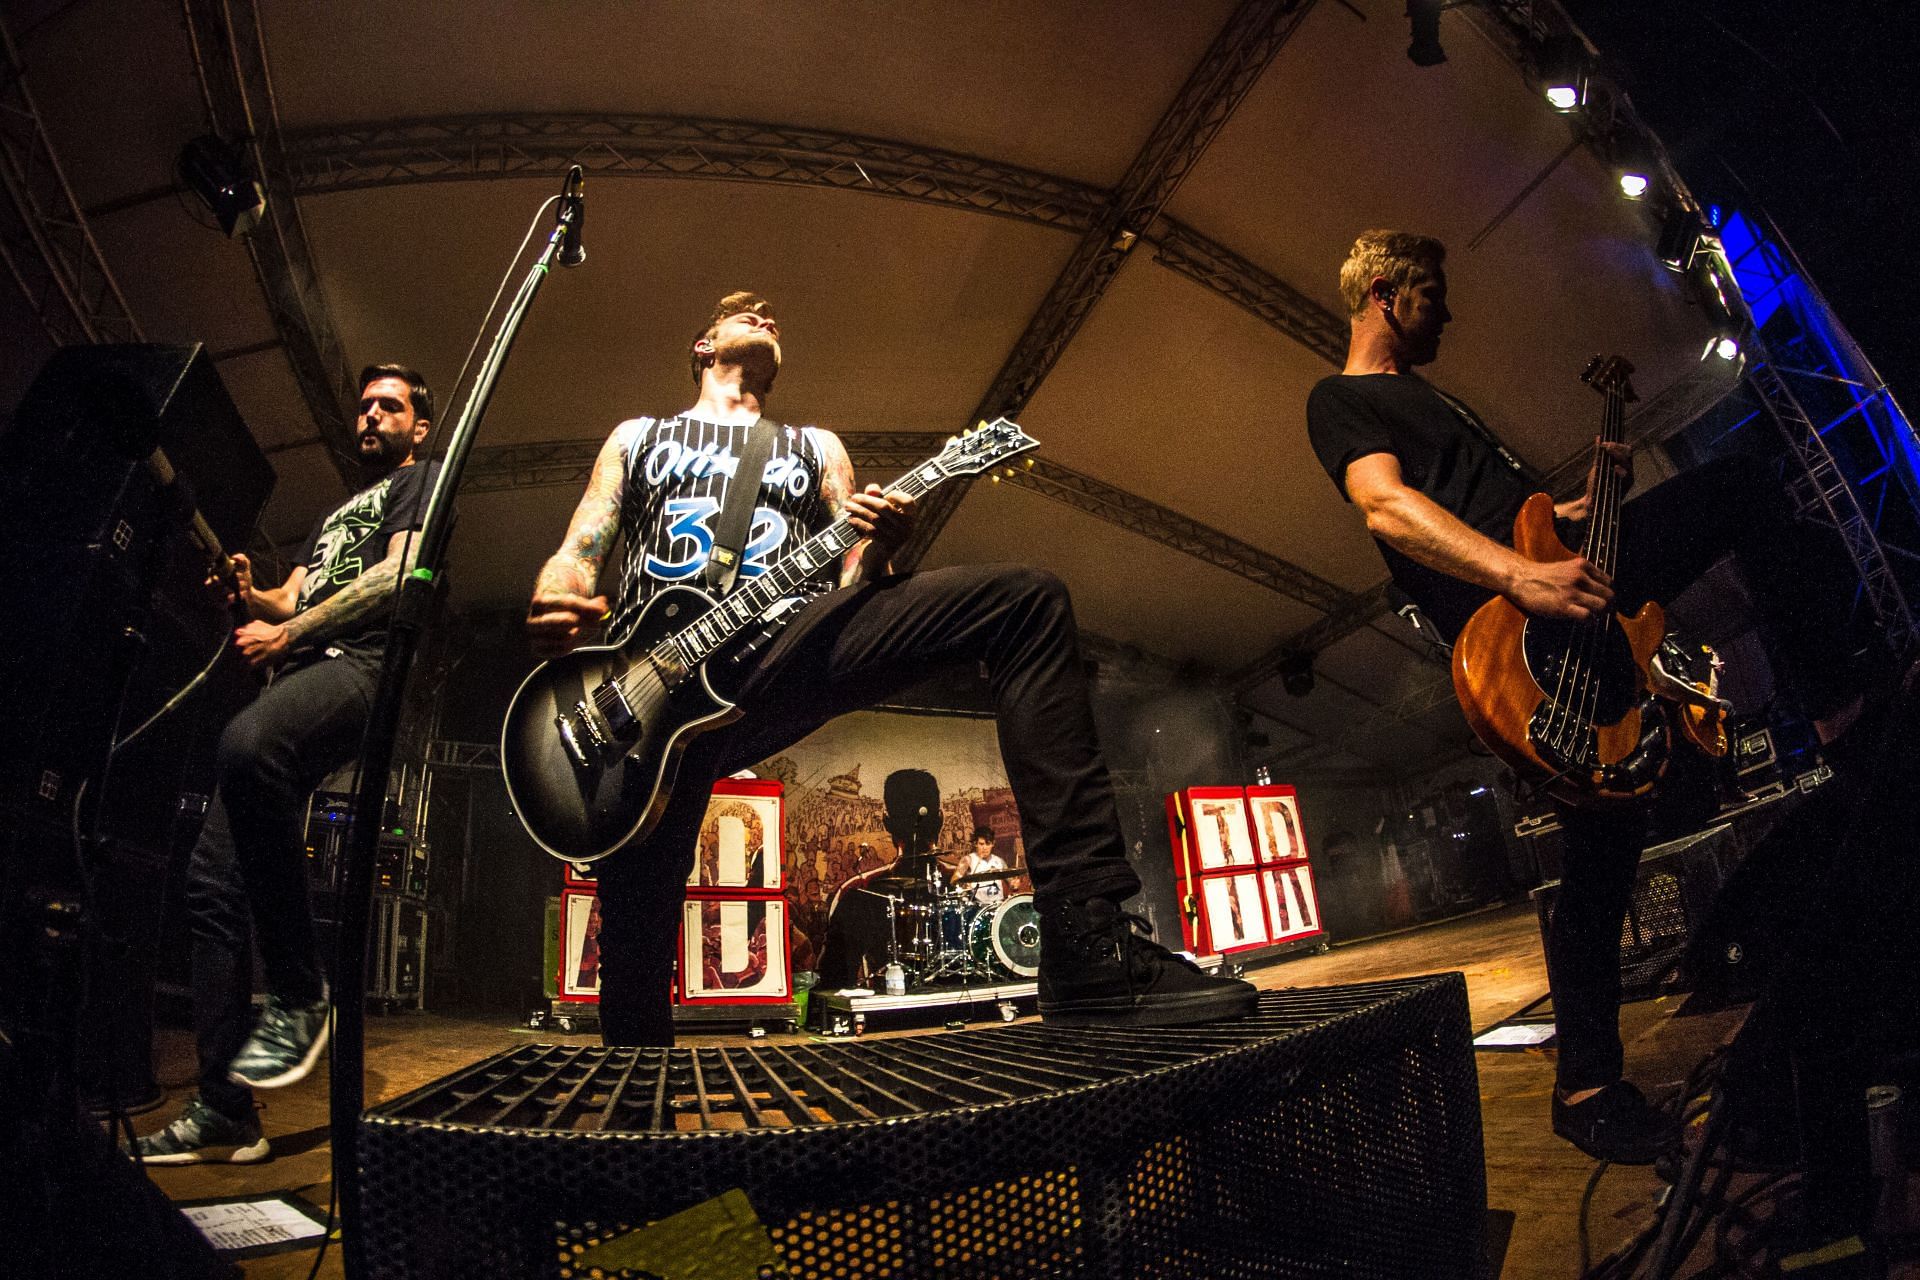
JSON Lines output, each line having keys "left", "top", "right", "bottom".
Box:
{"left": 332, "top": 182, "right": 582, "bottom": 1278}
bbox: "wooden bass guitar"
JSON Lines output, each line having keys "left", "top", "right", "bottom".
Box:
{"left": 1450, "top": 356, "right": 1674, "bottom": 805}
{"left": 500, "top": 419, "right": 1039, "bottom": 863}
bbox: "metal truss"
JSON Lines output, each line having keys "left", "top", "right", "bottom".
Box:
{"left": 1079, "top": 630, "right": 1210, "bottom": 684}
{"left": 899, "top": 0, "right": 1322, "bottom": 568}
{"left": 1228, "top": 582, "right": 1399, "bottom": 695}
{"left": 461, "top": 431, "right": 945, "bottom": 497}
{"left": 972, "top": 0, "right": 1320, "bottom": 421}
{"left": 283, "top": 115, "right": 1108, "bottom": 234}
{"left": 1007, "top": 454, "right": 1350, "bottom": 614}
{"left": 277, "top": 114, "right": 1351, "bottom": 386}
{"left": 1150, "top": 217, "right": 1347, "bottom": 367}
{"left": 463, "top": 437, "right": 601, "bottom": 496}
{"left": 1254, "top": 664, "right": 1462, "bottom": 781}
{"left": 462, "top": 430, "right": 1361, "bottom": 624}
{"left": 1748, "top": 353, "right": 1916, "bottom": 653}
{"left": 424, "top": 738, "right": 500, "bottom": 772}
{"left": 182, "top": 0, "right": 360, "bottom": 486}
{"left": 0, "top": 16, "right": 143, "bottom": 345}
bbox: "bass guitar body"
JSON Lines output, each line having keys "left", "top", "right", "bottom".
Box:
{"left": 500, "top": 585, "right": 738, "bottom": 863}
{"left": 1451, "top": 492, "right": 1670, "bottom": 807}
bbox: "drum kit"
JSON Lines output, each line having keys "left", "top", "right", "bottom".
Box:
{"left": 863, "top": 854, "right": 1040, "bottom": 990}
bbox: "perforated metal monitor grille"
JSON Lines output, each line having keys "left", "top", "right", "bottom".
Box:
{"left": 360, "top": 976, "right": 1483, "bottom": 1279}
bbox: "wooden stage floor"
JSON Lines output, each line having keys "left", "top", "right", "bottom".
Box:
{"left": 117, "top": 901, "right": 1905, "bottom": 1278}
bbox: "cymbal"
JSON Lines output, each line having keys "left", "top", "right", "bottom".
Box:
{"left": 952, "top": 865, "right": 1027, "bottom": 886}
{"left": 869, "top": 874, "right": 936, "bottom": 895}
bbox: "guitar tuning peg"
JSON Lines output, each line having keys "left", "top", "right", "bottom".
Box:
{"left": 991, "top": 473, "right": 1001, "bottom": 484}
{"left": 976, "top": 420, "right": 989, "bottom": 432}
{"left": 1024, "top": 458, "right": 1034, "bottom": 468}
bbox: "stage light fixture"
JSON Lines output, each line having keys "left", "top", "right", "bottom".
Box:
{"left": 1702, "top": 335, "right": 1742, "bottom": 362}
{"left": 1279, "top": 652, "right": 1316, "bottom": 698}
{"left": 1538, "top": 36, "right": 1590, "bottom": 112}
{"left": 1656, "top": 206, "right": 1704, "bottom": 272}
{"left": 1406, "top": 0, "right": 1447, "bottom": 66}
{"left": 1614, "top": 135, "right": 1655, "bottom": 200}
{"left": 177, "top": 135, "right": 264, "bottom": 238}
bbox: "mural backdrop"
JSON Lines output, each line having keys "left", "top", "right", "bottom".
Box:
{"left": 747, "top": 708, "right": 1025, "bottom": 975}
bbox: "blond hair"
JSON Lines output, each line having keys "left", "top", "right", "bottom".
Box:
{"left": 1338, "top": 231, "right": 1446, "bottom": 317}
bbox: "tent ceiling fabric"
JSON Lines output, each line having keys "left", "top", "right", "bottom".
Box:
{"left": 17, "top": 0, "right": 1715, "bottom": 778}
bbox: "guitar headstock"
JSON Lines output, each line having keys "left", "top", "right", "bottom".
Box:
{"left": 940, "top": 417, "right": 1040, "bottom": 476}
{"left": 1580, "top": 354, "right": 1639, "bottom": 401}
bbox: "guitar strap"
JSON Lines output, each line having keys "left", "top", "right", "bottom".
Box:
{"left": 1428, "top": 383, "right": 1539, "bottom": 483}
{"left": 703, "top": 416, "right": 777, "bottom": 598}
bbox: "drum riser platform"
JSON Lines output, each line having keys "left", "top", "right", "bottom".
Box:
{"left": 359, "top": 977, "right": 1485, "bottom": 1278}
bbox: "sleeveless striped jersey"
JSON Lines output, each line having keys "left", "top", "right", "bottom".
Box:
{"left": 607, "top": 415, "right": 838, "bottom": 641}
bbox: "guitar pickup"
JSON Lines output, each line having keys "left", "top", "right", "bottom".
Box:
{"left": 592, "top": 682, "right": 638, "bottom": 738}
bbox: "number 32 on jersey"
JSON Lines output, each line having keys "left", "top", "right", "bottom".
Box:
{"left": 643, "top": 496, "right": 790, "bottom": 582}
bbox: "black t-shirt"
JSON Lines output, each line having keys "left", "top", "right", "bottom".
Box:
{"left": 292, "top": 460, "right": 440, "bottom": 661}
{"left": 1306, "top": 373, "right": 1536, "bottom": 641}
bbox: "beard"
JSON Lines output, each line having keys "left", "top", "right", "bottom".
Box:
{"left": 712, "top": 330, "right": 781, "bottom": 386}
{"left": 359, "top": 427, "right": 412, "bottom": 472}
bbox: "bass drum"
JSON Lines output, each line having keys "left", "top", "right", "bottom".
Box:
{"left": 967, "top": 894, "right": 1041, "bottom": 979}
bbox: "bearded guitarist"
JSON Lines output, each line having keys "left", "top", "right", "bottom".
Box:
{"left": 525, "top": 291, "right": 1254, "bottom": 1047}
{"left": 1305, "top": 231, "right": 1885, "bottom": 1165}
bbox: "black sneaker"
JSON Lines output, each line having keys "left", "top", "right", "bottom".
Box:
{"left": 1037, "top": 897, "right": 1258, "bottom": 1027}
{"left": 228, "top": 989, "right": 331, "bottom": 1089}
{"left": 1552, "top": 1080, "right": 1680, "bottom": 1164}
{"left": 130, "top": 1097, "right": 270, "bottom": 1165}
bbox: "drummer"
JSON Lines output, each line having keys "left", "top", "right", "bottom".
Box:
{"left": 956, "top": 826, "right": 1011, "bottom": 907}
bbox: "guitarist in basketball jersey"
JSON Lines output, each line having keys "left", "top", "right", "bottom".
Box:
{"left": 1305, "top": 232, "right": 1884, "bottom": 1164}
{"left": 526, "top": 291, "right": 1254, "bottom": 1046}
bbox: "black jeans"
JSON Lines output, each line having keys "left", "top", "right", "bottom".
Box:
{"left": 1547, "top": 455, "right": 1873, "bottom": 1090}
{"left": 184, "top": 655, "right": 373, "bottom": 1118}
{"left": 594, "top": 564, "right": 1141, "bottom": 1045}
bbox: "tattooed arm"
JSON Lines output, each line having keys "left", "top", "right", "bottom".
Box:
{"left": 815, "top": 429, "right": 917, "bottom": 588}
{"left": 527, "top": 428, "right": 627, "bottom": 657}
{"left": 231, "top": 534, "right": 417, "bottom": 669}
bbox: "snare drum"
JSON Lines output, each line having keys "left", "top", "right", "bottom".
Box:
{"left": 967, "top": 894, "right": 1041, "bottom": 979}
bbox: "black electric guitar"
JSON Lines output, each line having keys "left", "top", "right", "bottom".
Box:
{"left": 500, "top": 418, "right": 1040, "bottom": 863}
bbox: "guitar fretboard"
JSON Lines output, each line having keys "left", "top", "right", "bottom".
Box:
{"left": 654, "top": 454, "right": 958, "bottom": 670}
{"left": 1579, "top": 374, "right": 1630, "bottom": 581}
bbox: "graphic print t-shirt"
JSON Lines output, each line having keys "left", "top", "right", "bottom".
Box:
{"left": 608, "top": 416, "right": 837, "bottom": 641}
{"left": 292, "top": 460, "right": 440, "bottom": 661}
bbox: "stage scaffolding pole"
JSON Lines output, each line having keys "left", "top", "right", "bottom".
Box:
{"left": 330, "top": 173, "right": 582, "bottom": 1278}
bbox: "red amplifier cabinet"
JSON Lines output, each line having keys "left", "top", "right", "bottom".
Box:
{"left": 554, "top": 779, "right": 793, "bottom": 1006}
{"left": 1244, "top": 785, "right": 1322, "bottom": 945}
{"left": 677, "top": 898, "right": 792, "bottom": 1004}
{"left": 556, "top": 888, "right": 603, "bottom": 1003}
{"left": 677, "top": 777, "right": 791, "bottom": 1005}
{"left": 685, "top": 778, "right": 784, "bottom": 891}
{"left": 1167, "top": 784, "right": 1324, "bottom": 957}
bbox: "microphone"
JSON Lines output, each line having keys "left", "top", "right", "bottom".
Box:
{"left": 557, "top": 165, "right": 586, "bottom": 268}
